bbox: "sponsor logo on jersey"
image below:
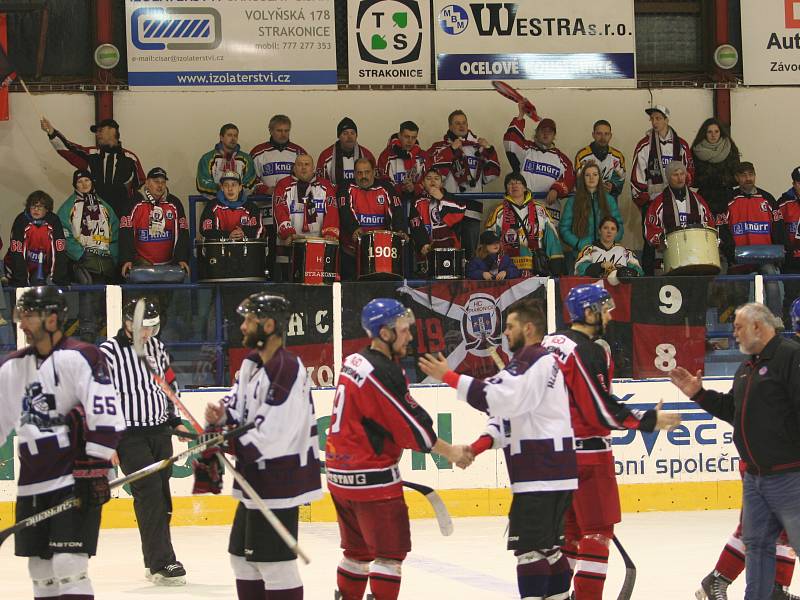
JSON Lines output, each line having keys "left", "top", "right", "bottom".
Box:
{"left": 138, "top": 229, "right": 173, "bottom": 242}
{"left": 358, "top": 213, "right": 386, "bottom": 226}
{"left": 522, "top": 159, "right": 562, "bottom": 180}
{"left": 732, "top": 221, "right": 771, "bottom": 235}
{"left": 263, "top": 162, "right": 295, "bottom": 176}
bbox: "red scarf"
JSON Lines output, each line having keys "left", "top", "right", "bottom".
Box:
{"left": 500, "top": 195, "right": 541, "bottom": 254}
{"left": 387, "top": 134, "right": 423, "bottom": 173}
{"left": 444, "top": 130, "right": 485, "bottom": 192}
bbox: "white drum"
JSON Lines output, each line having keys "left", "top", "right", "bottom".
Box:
{"left": 663, "top": 226, "right": 721, "bottom": 275}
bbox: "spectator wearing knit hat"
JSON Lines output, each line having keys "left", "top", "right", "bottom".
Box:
{"left": 316, "top": 117, "right": 375, "bottom": 190}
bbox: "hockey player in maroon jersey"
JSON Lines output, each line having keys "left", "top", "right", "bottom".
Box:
{"left": 542, "top": 284, "right": 680, "bottom": 599}
{"left": 250, "top": 114, "right": 308, "bottom": 196}
{"left": 327, "top": 298, "right": 472, "bottom": 600}
{"left": 0, "top": 287, "right": 125, "bottom": 600}
{"left": 420, "top": 298, "right": 577, "bottom": 600}
{"left": 204, "top": 293, "right": 322, "bottom": 600}
{"left": 339, "top": 158, "right": 407, "bottom": 280}
{"left": 199, "top": 171, "right": 264, "bottom": 241}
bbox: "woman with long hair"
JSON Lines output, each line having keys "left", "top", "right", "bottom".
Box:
{"left": 559, "top": 162, "right": 623, "bottom": 257}
{"left": 691, "top": 117, "right": 741, "bottom": 217}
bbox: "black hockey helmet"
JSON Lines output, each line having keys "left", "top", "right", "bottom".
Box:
{"left": 123, "top": 297, "right": 161, "bottom": 333}
{"left": 237, "top": 293, "right": 290, "bottom": 333}
{"left": 14, "top": 286, "right": 68, "bottom": 326}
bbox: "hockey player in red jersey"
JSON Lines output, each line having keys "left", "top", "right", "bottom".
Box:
{"left": 0, "top": 287, "right": 125, "bottom": 600}
{"left": 327, "top": 298, "right": 472, "bottom": 600}
{"left": 542, "top": 284, "right": 681, "bottom": 599}
{"left": 420, "top": 298, "right": 577, "bottom": 600}
{"left": 204, "top": 293, "right": 322, "bottom": 600}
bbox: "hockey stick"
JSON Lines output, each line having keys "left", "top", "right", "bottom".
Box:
{"left": 0, "top": 422, "right": 254, "bottom": 548}
{"left": 400, "top": 480, "right": 453, "bottom": 536}
{"left": 158, "top": 374, "right": 313, "bottom": 565}
{"left": 612, "top": 535, "right": 636, "bottom": 600}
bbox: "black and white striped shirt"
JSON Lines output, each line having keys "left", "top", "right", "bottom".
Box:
{"left": 99, "top": 330, "right": 181, "bottom": 428}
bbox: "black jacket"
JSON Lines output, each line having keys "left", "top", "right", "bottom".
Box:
{"left": 693, "top": 334, "right": 800, "bottom": 475}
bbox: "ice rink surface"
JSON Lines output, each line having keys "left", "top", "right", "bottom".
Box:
{"left": 2, "top": 509, "right": 797, "bottom": 599}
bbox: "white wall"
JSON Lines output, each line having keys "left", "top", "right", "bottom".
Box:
{"left": 0, "top": 87, "right": 717, "bottom": 250}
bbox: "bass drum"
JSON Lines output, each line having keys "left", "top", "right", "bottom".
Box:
{"left": 662, "top": 226, "right": 721, "bottom": 275}
{"left": 357, "top": 230, "right": 406, "bottom": 281}
{"left": 291, "top": 238, "right": 339, "bottom": 285}
{"left": 196, "top": 240, "right": 268, "bottom": 282}
{"left": 430, "top": 248, "right": 465, "bottom": 280}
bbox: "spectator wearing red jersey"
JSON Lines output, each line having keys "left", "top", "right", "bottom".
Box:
{"left": 199, "top": 171, "right": 264, "bottom": 241}
{"left": 120, "top": 167, "right": 190, "bottom": 280}
{"left": 317, "top": 117, "right": 375, "bottom": 190}
{"left": 408, "top": 169, "right": 465, "bottom": 268}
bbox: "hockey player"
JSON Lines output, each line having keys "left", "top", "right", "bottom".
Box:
{"left": 100, "top": 297, "right": 189, "bottom": 586}
{"left": 250, "top": 114, "right": 308, "bottom": 195}
{"left": 542, "top": 284, "right": 681, "bottom": 599}
{"left": 327, "top": 298, "right": 472, "bottom": 600}
{"left": 273, "top": 153, "right": 339, "bottom": 280}
{"left": 204, "top": 293, "right": 322, "bottom": 600}
{"left": 199, "top": 171, "right": 265, "bottom": 241}
{"left": 0, "top": 286, "right": 126, "bottom": 600}
{"left": 419, "top": 297, "right": 577, "bottom": 600}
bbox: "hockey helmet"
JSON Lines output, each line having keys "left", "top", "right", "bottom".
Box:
{"left": 14, "top": 286, "right": 68, "bottom": 326}
{"left": 565, "top": 284, "right": 614, "bottom": 323}
{"left": 237, "top": 293, "right": 290, "bottom": 333}
{"left": 791, "top": 297, "right": 800, "bottom": 333}
{"left": 361, "top": 298, "right": 414, "bottom": 338}
{"left": 123, "top": 297, "right": 161, "bottom": 335}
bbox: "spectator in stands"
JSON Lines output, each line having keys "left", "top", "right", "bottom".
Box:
{"left": 427, "top": 109, "right": 500, "bottom": 259}
{"left": 574, "top": 120, "right": 626, "bottom": 200}
{"left": 5, "top": 190, "right": 68, "bottom": 286}
{"left": 466, "top": 229, "right": 520, "bottom": 281}
{"left": 57, "top": 169, "right": 119, "bottom": 284}
{"left": 632, "top": 105, "right": 694, "bottom": 275}
{"left": 718, "top": 162, "right": 784, "bottom": 315}
{"left": 250, "top": 114, "right": 307, "bottom": 196}
{"left": 692, "top": 118, "right": 741, "bottom": 218}
{"left": 644, "top": 161, "right": 713, "bottom": 259}
{"left": 339, "top": 157, "right": 406, "bottom": 280}
{"left": 317, "top": 117, "right": 375, "bottom": 190}
{"left": 503, "top": 104, "right": 574, "bottom": 229}
{"left": 409, "top": 169, "right": 465, "bottom": 272}
{"left": 560, "top": 162, "right": 624, "bottom": 264}
{"left": 378, "top": 120, "right": 428, "bottom": 212}
{"left": 574, "top": 216, "right": 643, "bottom": 279}
{"left": 40, "top": 116, "right": 145, "bottom": 218}
{"left": 196, "top": 123, "right": 256, "bottom": 196}
{"left": 484, "top": 172, "right": 564, "bottom": 277}
{"left": 778, "top": 167, "right": 800, "bottom": 275}
{"left": 120, "top": 167, "right": 190, "bottom": 281}
{"left": 199, "top": 171, "right": 264, "bottom": 241}
{"left": 273, "top": 153, "right": 339, "bottom": 281}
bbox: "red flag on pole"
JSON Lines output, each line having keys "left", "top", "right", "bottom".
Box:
{"left": 0, "top": 14, "right": 14, "bottom": 121}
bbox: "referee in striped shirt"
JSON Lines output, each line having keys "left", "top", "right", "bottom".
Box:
{"left": 100, "top": 297, "right": 190, "bottom": 585}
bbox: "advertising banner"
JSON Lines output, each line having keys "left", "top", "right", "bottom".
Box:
{"left": 433, "top": 0, "right": 636, "bottom": 89}
{"left": 741, "top": 0, "right": 800, "bottom": 85}
{"left": 348, "top": 0, "right": 433, "bottom": 86}
{"left": 125, "top": 0, "right": 337, "bottom": 90}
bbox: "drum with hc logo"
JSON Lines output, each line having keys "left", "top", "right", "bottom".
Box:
{"left": 291, "top": 238, "right": 339, "bottom": 285}
{"left": 430, "top": 248, "right": 465, "bottom": 279}
{"left": 357, "top": 230, "right": 406, "bottom": 280}
{"left": 196, "top": 240, "right": 268, "bottom": 281}
{"left": 662, "top": 226, "right": 721, "bottom": 275}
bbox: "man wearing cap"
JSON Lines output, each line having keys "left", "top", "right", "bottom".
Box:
{"left": 41, "top": 116, "right": 145, "bottom": 217}
{"left": 197, "top": 123, "right": 257, "bottom": 197}
{"left": 199, "top": 170, "right": 264, "bottom": 242}
{"left": 717, "top": 162, "right": 784, "bottom": 313}
{"left": 574, "top": 120, "right": 626, "bottom": 200}
{"left": 779, "top": 167, "right": 800, "bottom": 276}
{"left": 120, "top": 167, "right": 190, "bottom": 280}
{"left": 427, "top": 110, "right": 500, "bottom": 259}
{"left": 503, "top": 102, "right": 575, "bottom": 229}
{"left": 631, "top": 105, "right": 694, "bottom": 274}
{"left": 316, "top": 117, "right": 375, "bottom": 189}
{"left": 250, "top": 114, "right": 308, "bottom": 196}
{"left": 644, "top": 161, "right": 713, "bottom": 269}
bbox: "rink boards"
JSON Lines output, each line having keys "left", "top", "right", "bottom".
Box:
{"left": 0, "top": 378, "right": 741, "bottom": 528}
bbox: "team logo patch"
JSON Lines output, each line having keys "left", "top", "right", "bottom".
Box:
{"left": 165, "top": 210, "right": 175, "bottom": 220}
{"left": 377, "top": 195, "right": 385, "bottom": 205}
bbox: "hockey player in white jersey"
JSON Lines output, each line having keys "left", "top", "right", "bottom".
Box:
{"left": 203, "top": 292, "right": 322, "bottom": 600}
{"left": 0, "top": 286, "right": 125, "bottom": 600}
{"left": 420, "top": 297, "right": 577, "bottom": 600}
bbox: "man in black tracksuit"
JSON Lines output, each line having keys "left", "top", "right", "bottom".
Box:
{"left": 670, "top": 302, "right": 800, "bottom": 600}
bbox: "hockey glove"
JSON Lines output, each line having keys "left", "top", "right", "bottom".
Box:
{"left": 73, "top": 458, "right": 112, "bottom": 510}
{"left": 192, "top": 448, "right": 224, "bottom": 495}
